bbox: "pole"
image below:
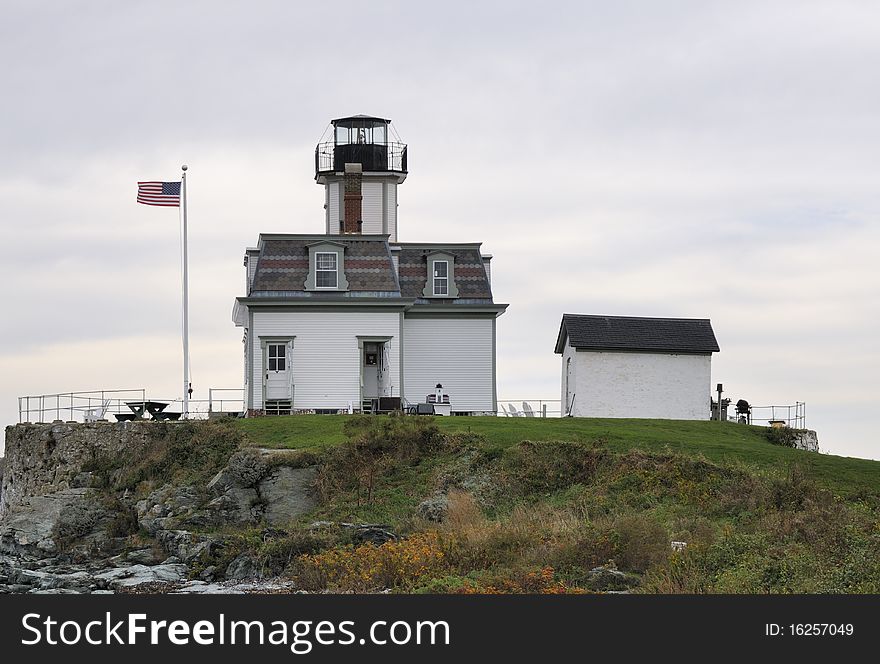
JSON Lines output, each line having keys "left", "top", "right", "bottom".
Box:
{"left": 181, "top": 165, "right": 190, "bottom": 417}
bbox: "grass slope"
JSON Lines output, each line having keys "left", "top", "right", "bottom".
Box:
{"left": 236, "top": 416, "right": 880, "bottom": 498}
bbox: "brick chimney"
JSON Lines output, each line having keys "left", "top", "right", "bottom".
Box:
{"left": 343, "top": 163, "right": 363, "bottom": 234}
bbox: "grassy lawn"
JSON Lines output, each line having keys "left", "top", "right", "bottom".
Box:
{"left": 235, "top": 415, "right": 880, "bottom": 497}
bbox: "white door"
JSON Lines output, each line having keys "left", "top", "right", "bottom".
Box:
{"left": 265, "top": 342, "right": 292, "bottom": 400}
{"left": 363, "top": 343, "right": 380, "bottom": 398}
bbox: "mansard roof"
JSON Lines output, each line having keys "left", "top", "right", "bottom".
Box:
{"left": 247, "top": 235, "right": 496, "bottom": 305}
{"left": 250, "top": 235, "right": 398, "bottom": 294}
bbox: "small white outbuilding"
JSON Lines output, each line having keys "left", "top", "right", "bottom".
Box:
{"left": 555, "top": 314, "right": 719, "bottom": 420}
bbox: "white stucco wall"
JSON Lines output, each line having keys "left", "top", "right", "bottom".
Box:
{"left": 562, "top": 340, "right": 712, "bottom": 420}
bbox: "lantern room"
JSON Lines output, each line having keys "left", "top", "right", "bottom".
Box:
{"left": 315, "top": 115, "right": 407, "bottom": 179}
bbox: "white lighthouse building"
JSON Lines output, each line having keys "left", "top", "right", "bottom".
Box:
{"left": 232, "top": 115, "right": 508, "bottom": 415}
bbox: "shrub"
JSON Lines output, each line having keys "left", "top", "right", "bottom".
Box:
{"left": 451, "top": 566, "right": 587, "bottom": 594}
{"left": 765, "top": 426, "right": 799, "bottom": 448}
{"left": 256, "top": 530, "right": 329, "bottom": 576}
{"left": 614, "top": 514, "right": 670, "bottom": 573}
{"left": 293, "top": 532, "right": 445, "bottom": 592}
{"left": 317, "top": 417, "right": 448, "bottom": 504}
{"left": 500, "top": 440, "right": 608, "bottom": 495}
{"left": 109, "top": 420, "right": 244, "bottom": 491}
{"left": 548, "top": 522, "right": 617, "bottom": 573}
{"left": 227, "top": 449, "right": 269, "bottom": 488}
{"left": 770, "top": 465, "right": 823, "bottom": 512}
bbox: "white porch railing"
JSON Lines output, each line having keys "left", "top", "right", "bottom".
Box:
{"left": 17, "top": 388, "right": 246, "bottom": 423}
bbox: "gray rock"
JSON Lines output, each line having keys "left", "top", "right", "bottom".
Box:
{"left": 794, "top": 429, "right": 820, "bottom": 452}
{"left": 225, "top": 553, "right": 259, "bottom": 580}
{"left": 258, "top": 466, "right": 318, "bottom": 526}
{"left": 93, "top": 563, "right": 187, "bottom": 590}
{"left": 135, "top": 485, "right": 202, "bottom": 533}
{"left": 0, "top": 488, "right": 92, "bottom": 556}
{"left": 1, "top": 422, "right": 163, "bottom": 520}
{"left": 126, "top": 547, "right": 161, "bottom": 565}
{"left": 308, "top": 521, "right": 398, "bottom": 545}
{"left": 587, "top": 565, "right": 639, "bottom": 592}
{"left": 70, "top": 472, "right": 94, "bottom": 489}
{"left": 352, "top": 526, "right": 397, "bottom": 546}
{"left": 417, "top": 493, "right": 449, "bottom": 523}
{"left": 155, "top": 530, "right": 219, "bottom": 563}
{"left": 205, "top": 461, "right": 316, "bottom": 527}
{"left": 110, "top": 547, "right": 161, "bottom": 566}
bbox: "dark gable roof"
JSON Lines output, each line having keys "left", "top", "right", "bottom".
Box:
{"left": 397, "top": 244, "right": 492, "bottom": 300}
{"left": 251, "top": 236, "right": 399, "bottom": 293}
{"left": 555, "top": 314, "right": 719, "bottom": 354}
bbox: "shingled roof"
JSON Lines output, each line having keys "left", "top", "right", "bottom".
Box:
{"left": 397, "top": 244, "right": 493, "bottom": 300}
{"left": 555, "top": 314, "right": 719, "bottom": 354}
{"left": 251, "top": 236, "right": 399, "bottom": 294}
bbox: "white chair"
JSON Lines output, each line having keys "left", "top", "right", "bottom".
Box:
{"left": 522, "top": 401, "right": 535, "bottom": 417}
{"left": 499, "top": 403, "right": 509, "bottom": 417}
{"left": 83, "top": 399, "right": 111, "bottom": 423}
{"left": 507, "top": 403, "right": 522, "bottom": 417}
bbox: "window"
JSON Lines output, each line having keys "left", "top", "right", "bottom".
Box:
{"left": 316, "top": 252, "right": 338, "bottom": 288}
{"left": 267, "top": 343, "right": 286, "bottom": 372}
{"left": 433, "top": 260, "right": 448, "bottom": 296}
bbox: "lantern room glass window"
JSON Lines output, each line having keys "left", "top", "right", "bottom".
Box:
{"left": 316, "top": 252, "right": 338, "bottom": 288}
{"left": 335, "top": 123, "right": 387, "bottom": 145}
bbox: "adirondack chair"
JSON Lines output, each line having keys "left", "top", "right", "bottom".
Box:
{"left": 522, "top": 401, "right": 535, "bottom": 417}
{"left": 507, "top": 403, "right": 522, "bottom": 417}
{"left": 499, "top": 403, "right": 509, "bottom": 417}
{"left": 83, "top": 399, "right": 111, "bottom": 423}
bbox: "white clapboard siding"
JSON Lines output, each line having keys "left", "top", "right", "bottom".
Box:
{"left": 251, "top": 310, "right": 400, "bottom": 409}
{"left": 327, "top": 182, "right": 340, "bottom": 234}
{"left": 403, "top": 317, "right": 494, "bottom": 413}
{"left": 361, "top": 181, "right": 383, "bottom": 235}
{"left": 386, "top": 183, "right": 397, "bottom": 241}
{"left": 243, "top": 330, "right": 250, "bottom": 408}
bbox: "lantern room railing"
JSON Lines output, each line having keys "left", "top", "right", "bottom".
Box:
{"left": 315, "top": 141, "right": 407, "bottom": 174}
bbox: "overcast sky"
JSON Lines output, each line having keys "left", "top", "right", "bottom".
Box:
{"left": 1, "top": 1, "right": 878, "bottom": 460}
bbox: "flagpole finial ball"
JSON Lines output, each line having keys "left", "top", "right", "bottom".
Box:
{"left": 181, "top": 164, "right": 188, "bottom": 171}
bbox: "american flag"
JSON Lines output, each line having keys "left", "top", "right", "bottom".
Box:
{"left": 137, "top": 181, "right": 181, "bottom": 207}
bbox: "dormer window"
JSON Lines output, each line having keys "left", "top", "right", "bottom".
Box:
{"left": 316, "top": 252, "right": 338, "bottom": 288}
{"left": 304, "top": 241, "right": 349, "bottom": 292}
{"left": 422, "top": 251, "right": 460, "bottom": 299}
{"left": 433, "top": 260, "right": 448, "bottom": 296}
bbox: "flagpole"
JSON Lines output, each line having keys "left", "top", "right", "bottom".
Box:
{"left": 181, "top": 165, "right": 190, "bottom": 417}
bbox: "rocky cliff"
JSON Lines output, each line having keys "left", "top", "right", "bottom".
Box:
{"left": 0, "top": 421, "right": 319, "bottom": 593}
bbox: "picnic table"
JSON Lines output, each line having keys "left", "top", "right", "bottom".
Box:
{"left": 114, "top": 401, "right": 181, "bottom": 422}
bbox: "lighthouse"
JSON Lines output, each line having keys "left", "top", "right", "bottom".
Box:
{"left": 314, "top": 115, "right": 407, "bottom": 241}
{"left": 234, "top": 114, "right": 506, "bottom": 417}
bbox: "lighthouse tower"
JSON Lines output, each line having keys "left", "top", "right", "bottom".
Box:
{"left": 315, "top": 115, "right": 407, "bottom": 241}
